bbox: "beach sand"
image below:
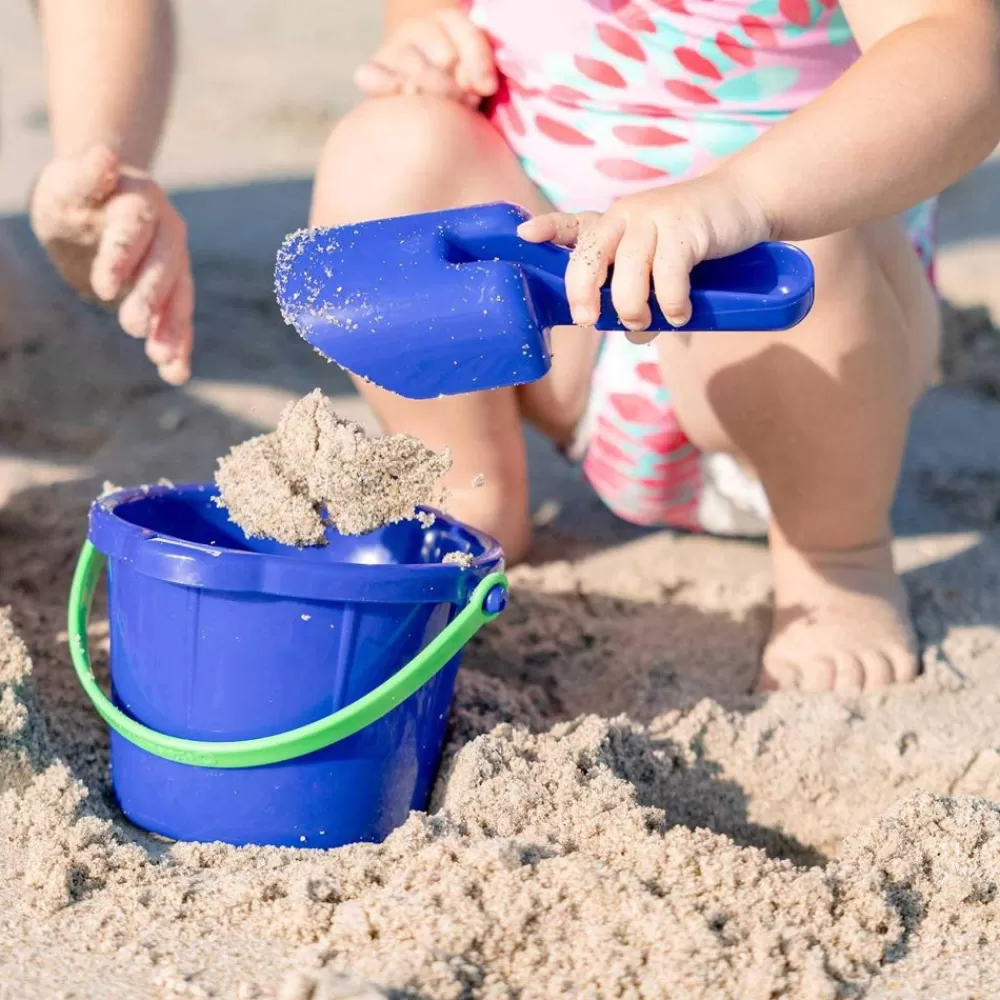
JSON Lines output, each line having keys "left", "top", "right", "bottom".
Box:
{"left": 3, "top": 2, "right": 1000, "bottom": 996}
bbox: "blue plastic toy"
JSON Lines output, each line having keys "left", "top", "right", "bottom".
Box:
{"left": 275, "top": 201, "right": 815, "bottom": 399}
{"left": 69, "top": 483, "right": 506, "bottom": 848}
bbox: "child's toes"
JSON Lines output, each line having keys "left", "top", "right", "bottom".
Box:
{"left": 760, "top": 538, "right": 918, "bottom": 694}
{"left": 858, "top": 650, "right": 894, "bottom": 690}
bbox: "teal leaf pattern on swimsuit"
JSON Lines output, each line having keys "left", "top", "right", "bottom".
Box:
{"left": 630, "top": 138, "right": 696, "bottom": 177}
{"left": 699, "top": 35, "right": 737, "bottom": 76}
{"left": 713, "top": 66, "right": 800, "bottom": 103}
{"left": 826, "top": 6, "right": 853, "bottom": 46}
{"left": 747, "top": 0, "right": 780, "bottom": 19}
{"left": 639, "top": 15, "right": 685, "bottom": 59}
{"left": 694, "top": 119, "right": 761, "bottom": 160}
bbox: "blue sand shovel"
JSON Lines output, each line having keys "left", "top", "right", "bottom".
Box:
{"left": 274, "top": 201, "right": 814, "bottom": 399}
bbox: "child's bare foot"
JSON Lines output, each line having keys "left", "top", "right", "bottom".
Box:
{"left": 760, "top": 535, "right": 917, "bottom": 692}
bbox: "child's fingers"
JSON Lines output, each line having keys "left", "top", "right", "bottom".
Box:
{"left": 565, "top": 219, "right": 623, "bottom": 327}
{"left": 651, "top": 227, "right": 696, "bottom": 328}
{"left": 150, "top": 265, "right": 194, "bottom": 386}
{"left": 438, "top": 9, "right": 497, "bottom": 96}
{"left": 89, "top": 190, "right": 157, "bottom": 302}
{"left": 360, "top": 46, "right": 463, "bottom": 99}
{"left": 117, "top": 215, "right": 186, "bottom": 342}
{"left": 405, "top": 17, "right": 459, "bottom": 72}
{"left": 143, "top": 274, "right": 183, "bottom": 366}
{"left": 353, "top": 60, "right": 404, "bottom": 96}
{"left": 518, "top": 211, "right": 600, "bottom": 247}
{"left": 356, "top": 17, "right": 459, "bottom": 95}
{"left": 610, "top": 223, "right": 656, "bottom": 339}
{"left": 392, "top": 45, "right": 463, "bottom": 97}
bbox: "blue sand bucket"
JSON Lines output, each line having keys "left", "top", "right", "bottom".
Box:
{"left": 68, "top": 483, "right": 507, "bottom": 848}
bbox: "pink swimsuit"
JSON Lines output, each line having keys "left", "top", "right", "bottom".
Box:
{"left": 468, "top": 0, "right": 936, "bottom": 536}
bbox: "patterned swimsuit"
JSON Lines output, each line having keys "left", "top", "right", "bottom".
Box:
{"left": 468, "top": 0, "right": 936, "bottom": 536}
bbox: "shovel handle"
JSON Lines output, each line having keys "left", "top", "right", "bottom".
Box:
{"left": 444, "top": 203, "right": 815, "bottom": 333}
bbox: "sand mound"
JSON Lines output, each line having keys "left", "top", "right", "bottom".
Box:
{"left": 214, "top": 390, "right": 451, "bottom": 545}
{"left": 3, "top": 539, "right": 1000, "bottom": 998}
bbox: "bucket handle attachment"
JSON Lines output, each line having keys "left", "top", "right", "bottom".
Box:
{"left": 68, "top": 540, "right": 508, "bottom": 770}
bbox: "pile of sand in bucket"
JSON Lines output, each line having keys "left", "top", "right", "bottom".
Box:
{"left": 4, "top": 392, "right": 1000, "bottom": 998}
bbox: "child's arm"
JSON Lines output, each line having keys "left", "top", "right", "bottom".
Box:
{"left": 30, "top": 0, "right": 194, "bottom": 386}
{"left": 40, "top": 0, "right": 174, "bottom": 167}
{"left": 520, "top": 0, "right": 1000, "bottom": 332}
{"left": 730, "top": 0, "right": 1000, "bottom": 242}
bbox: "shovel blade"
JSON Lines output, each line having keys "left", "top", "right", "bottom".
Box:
{"left": 275, "top": 204, "right": 555, "bottom": 399}
{"left": 274, "top": 202, "right": 815, "bottom": 400}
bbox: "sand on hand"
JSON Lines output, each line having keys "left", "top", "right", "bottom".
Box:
{"left": 214, "top": 389, "right": 451, "bottom": 546}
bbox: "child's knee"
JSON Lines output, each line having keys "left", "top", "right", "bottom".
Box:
{"left": 311, "top": 96, "right": 496, "bottom": 224}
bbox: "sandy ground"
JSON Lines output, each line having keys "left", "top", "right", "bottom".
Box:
{"left": 3, "top": 2, "right": 1000, "bottom": 997}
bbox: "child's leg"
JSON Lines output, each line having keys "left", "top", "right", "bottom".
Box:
{"left": 309, "top": 95, "right": 599, "bottom": 561}
{"left": 656, "top": 218, "right": 940, "bottom": 691}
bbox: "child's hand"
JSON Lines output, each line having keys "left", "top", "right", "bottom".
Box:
{"left": 354, "top": 8, "right": 498, "bottom": 106}
{"left": 517, "top": 175, "right": 772, "bottom": 342}
{"left": 30, "top": 145, "right": 194, "bottom": 386}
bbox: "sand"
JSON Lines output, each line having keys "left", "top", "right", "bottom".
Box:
{"left": 0, "top": 308, "right": 998, "bottom": 998}
{"left": 5, "top": 442, "right": 1000, "bottom": 999}
{"left": 215, "top": 389, "right": 451, "bottom": 545}
{"left": 1, "top": 238, "right": 1000, "bottom": 1000}
{"left": 5, "top": 545, "right": 1000, "bottom": 998}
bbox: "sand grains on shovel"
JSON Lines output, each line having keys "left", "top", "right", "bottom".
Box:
{"left": 215, "top": 389, "right": 451, "bottom": 546}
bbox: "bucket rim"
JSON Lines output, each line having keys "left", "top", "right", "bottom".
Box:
{"left": 69, "top": 540, "right": 509, "bottom": 768}
{"left": 88, "top": 482, "right": 504, "bottom": 604}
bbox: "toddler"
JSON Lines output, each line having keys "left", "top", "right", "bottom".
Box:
{"left": 25, "top": 1, "right": 1000, "bottom": 694}
{"left": 312, "top": 0, "right": 1000, "bottom": 691}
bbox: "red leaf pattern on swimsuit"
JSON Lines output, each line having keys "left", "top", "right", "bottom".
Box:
{"left": 635, "top": 469, "right": 697, "bottom": 493}
{"left": 596, "top": 158, "right": 671, "bottom": 180}
{"left": 581, "top": 454, "right": 629, "bottom": 491}
{"left": 615, "top": 4, "right": 657, "bottom": 33}
{"left": 663, "top": 79, "right": 718, "bottom": 104}
{"left": 590, "top": 435, "right": 635, "bottom": 465}
{"left": 779, "top": 0, "right": 812, "bottom": 27}
{"left": 635, "top": 362, "right": 664, "bottom": 386}
{"left": 619, "top": 102, "right": 678, "bottom": 118}
{"left": 596, "top": 21, "right": 647, "bottom": 61}
{"left": 739, "top": 14, "right": 777, "bottom": 47}
{"left": 609, "top": 392, "right": 667, "bottom": 424}
{"left": 594, "top": 413, "right": 641, "bottom": 447}
{"left": 549, "top": 85, "right": 590, "bottom": 107}
{"left": 535, "top": 115, "right": 595, "bottom": 145}
{"left": 673, "top": 47, "right": 724, "bottom": 81}
{"left": 503, "top": 101, "right": 526, "bottom": 136}
{"left": 641, "top": 426, "right": 692, "bottom": 453}
{"left": 574, "top": 55, "right": 629, "bottom": 88}
{"left": 715, "top": 31, "right": 755, "bottom": 67}
{"left": 612, "top": 124, "right": 686, "bottom": 146}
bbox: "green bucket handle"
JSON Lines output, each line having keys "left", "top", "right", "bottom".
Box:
{"left": 68, "top": 540, "right": 508, "bottom": 769}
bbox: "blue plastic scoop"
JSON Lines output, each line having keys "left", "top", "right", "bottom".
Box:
{"left": 275, "top": 201, "right": 814, "bottom": 399}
